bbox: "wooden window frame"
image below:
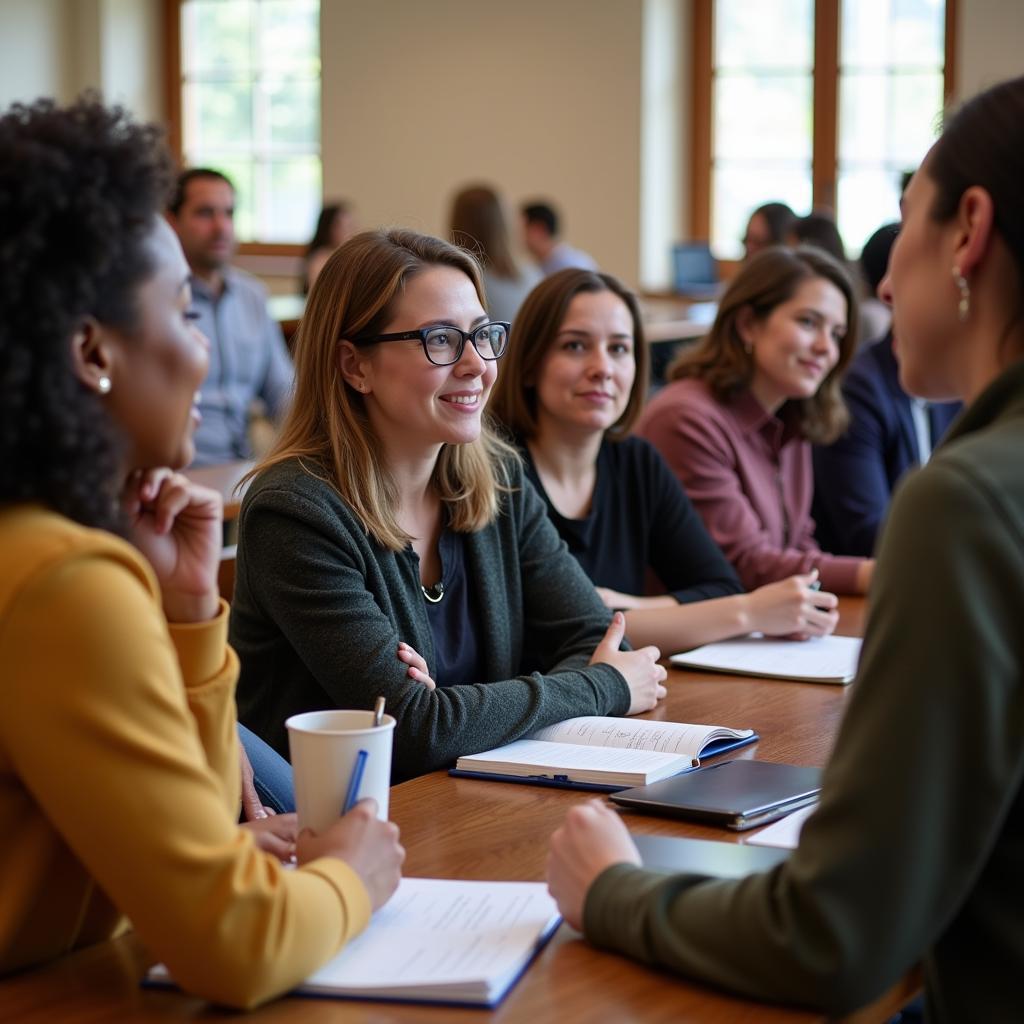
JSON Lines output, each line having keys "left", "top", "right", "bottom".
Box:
{"left": 162, "top": 0, "right": 309, "bottom": 257}
{"left": 689, "top": 0, "right": 958, "bottom": 252}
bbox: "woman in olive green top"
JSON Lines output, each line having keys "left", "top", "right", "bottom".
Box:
{"left": 547, "top": 75, "right": 1024, "bottom": 1022}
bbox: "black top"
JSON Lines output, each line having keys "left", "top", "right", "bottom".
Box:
{"left": 522, "top": 436, "right": 742, "bottom": 604}
{"left": 422, "top": 528, "right": 482, "bottom": 686}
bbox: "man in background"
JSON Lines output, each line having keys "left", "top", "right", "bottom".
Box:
{"left": 521, "top": 200, "right": 597, "bottom": 276}
{"left": 167, "top": 169, "right": 293, "bottom": 466}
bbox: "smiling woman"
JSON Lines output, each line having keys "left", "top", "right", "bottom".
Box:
{"left": 637, "top": 246, "right": 873, "bottom": 594}
{"left": 231, "top": 229, "right": 669, "bottom": 781}
{"left": 0, "top": 96, "right": 402, "bottom": 1009}
{"left": 489, "top": 268, "right": 841, "bottom": 653}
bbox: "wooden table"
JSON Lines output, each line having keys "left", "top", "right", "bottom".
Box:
{"left": 3, "top": 598, "right": 917, "bottom": 1022}
{"left": 184, "top": 460, "right": 255, "bottom": 521}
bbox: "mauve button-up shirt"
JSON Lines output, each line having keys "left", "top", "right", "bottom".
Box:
{"left": 636, "top": 377, "right": 864, "bottom": 594}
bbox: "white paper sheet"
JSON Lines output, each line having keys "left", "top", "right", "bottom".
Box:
{"left": 745, "top": 802, "right": 818, "bottom": 849}
{"left": 670, "top": 634, "right": 862, "bottom": 684}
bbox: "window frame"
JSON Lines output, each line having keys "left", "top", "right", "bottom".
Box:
{"left": 162, "top": 0, "right": 314, "bottom": 257}
{"left": 689, "top": 0, "right": 959, "bottom": 262}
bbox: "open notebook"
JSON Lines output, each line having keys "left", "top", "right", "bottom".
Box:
{"left": 452, "top": 715, "right": 756, "bottom": 790}
{"left": 147, "top": 877, "right": 560, "bottom": 1008}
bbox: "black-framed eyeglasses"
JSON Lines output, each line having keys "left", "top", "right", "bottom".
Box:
{"left": 352, "top": 321, "right": 510, "bottom": 366}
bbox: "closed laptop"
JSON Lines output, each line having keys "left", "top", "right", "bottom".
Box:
{"left": 611, "top": 760, "right": 821, "bottom": 830}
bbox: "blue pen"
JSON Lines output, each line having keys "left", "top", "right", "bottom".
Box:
{"left": 342, "top": 749, "right": 368, "bottom": 814}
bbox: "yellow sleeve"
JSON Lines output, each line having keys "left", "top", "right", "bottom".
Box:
{"left": 166, "top": 599, "right": 241, "bottom": 816}
{"left": 1, "top": 552, "right": 371, "bottom": 1008}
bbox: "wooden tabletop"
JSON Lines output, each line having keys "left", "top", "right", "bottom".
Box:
{"left": 3, "top": 598, "right": 916, "bottom": 1022}
{"left": 183, "top": 460, "right": 255, "bottom": 520}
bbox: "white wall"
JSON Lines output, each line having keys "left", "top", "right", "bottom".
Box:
{"left": 321, "top": 0, "right": 655, "bottom": 288}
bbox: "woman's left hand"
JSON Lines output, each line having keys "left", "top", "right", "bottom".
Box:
{"left": 397, "top": 642, "right": 436, "bottom": 689}
{"left": 122, "top": 468, "right": 222, "bottom": 622}
{"left": 547, "top": 799, "right": 642, "bottom": 931}
{"left": 242, "top": 813, "right": 298, "bottom": 863}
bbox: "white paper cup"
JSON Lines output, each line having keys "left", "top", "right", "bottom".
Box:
{"left": 286, "top": 710, "right": 396, "bottom": 833}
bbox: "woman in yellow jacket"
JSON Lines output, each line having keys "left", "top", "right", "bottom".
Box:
{"left": 0, "top": 98, "right": 403, "bottom": 1007}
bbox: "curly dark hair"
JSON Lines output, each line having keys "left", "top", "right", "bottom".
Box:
{"left": 0, "top": 95, "right": 173, "bottom": 531}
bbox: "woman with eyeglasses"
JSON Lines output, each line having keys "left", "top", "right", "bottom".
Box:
{"left": 636, "top": 246, "right": 874, "bottom": 595}
{"left": 230, "top": 229, "right": 667, "bottom": 782}
{"left": 0, "top": 97, "right": 402, "bottom": 1007}
{"left": 488, "top": 268, "right": 840, "bottom": 651}
{"left": 547, "top": 75, "right": 1024, "bottom": 1020}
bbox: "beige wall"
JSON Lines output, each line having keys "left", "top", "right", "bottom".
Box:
{"left": 0, "top": 0, "right": 162, "bottom": 119}
{"left": 1, "top": 0, "right": 1021, "bottom": 288}
{"left": 956, "top": 0, "right": 1024, "bottom": 101}
{"left": 0, "top": 0, "right": 74, "bottom": 107}
{"left": 321, "top": 0, "right": 651, "bottom": 288}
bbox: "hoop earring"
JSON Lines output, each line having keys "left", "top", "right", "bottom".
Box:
{"left": 952, "top": 266, "right": 970, "bottom": 322}
{"left": 97, "top": 376, "right": 112, "bottom": 395}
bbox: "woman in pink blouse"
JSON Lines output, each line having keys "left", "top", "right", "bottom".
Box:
{"left": 637, "top": 246, "right": 873, "bottom": 594}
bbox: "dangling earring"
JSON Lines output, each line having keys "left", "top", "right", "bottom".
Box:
{"left": 97, "top": 376, "right": 112, "bottom": 395}
{"left": 952, "top": 266, "right": 970, "bottom": 322}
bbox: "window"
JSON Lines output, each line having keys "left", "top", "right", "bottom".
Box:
{"left": 693, "top": 0, "right": 953, "bottom": 259}
{"left": 837, "top": 0, "right": 947, "bottom": 251}
{"left": 711, "top": 0, "right": 815, "bottom": 261}
{"left": 169, "top": 0, "right": 321, "bottom": 246}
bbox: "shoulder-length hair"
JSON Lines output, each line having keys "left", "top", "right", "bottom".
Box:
{"left": 489, "top": 268, "right": 649, "bottom": 440}
{"left": 449, "top": 185, "right": 517, "bottom": 280}
{"left": 248, "top": 228, "right": 516, "bottom": 551}
{"left": 667, "top": 245, "right": 859, "bottom": 444}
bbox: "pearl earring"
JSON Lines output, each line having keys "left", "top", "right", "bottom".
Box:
{"left": 97, "top": 376, "right": 112, "bottom": 395}
{"left": 952, "top": 266, "right": 970, "bottom": 322}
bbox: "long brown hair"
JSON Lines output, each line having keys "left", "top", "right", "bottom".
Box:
{"left": 668, "top": 245, "right": 858, "bottom": 443}
{"left": 490, "top": 268, "right": 649, "bottom": 440}
{"left": 449, "top": 185, "right": 517, "bottom": 279}
{"left": 246, "top": 228, "right": 516, "bottom": 550}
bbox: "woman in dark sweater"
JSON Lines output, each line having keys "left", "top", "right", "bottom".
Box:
{"left": 546, "top": 75, "right": 1024, "bottom": 1022}
{"left": 231, "top": 230, "right": 666, "bottom": 781}
{"left": 488, "top": 269, "right": 839, "bottom": 653}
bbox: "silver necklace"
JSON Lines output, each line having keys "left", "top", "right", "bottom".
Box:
{"left": 421, "top": 581, "right": 445, "bottom": 604}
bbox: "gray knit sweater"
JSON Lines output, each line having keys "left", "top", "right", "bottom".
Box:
{"left": 230, "top": 457, "right": 630, "bottom": 781}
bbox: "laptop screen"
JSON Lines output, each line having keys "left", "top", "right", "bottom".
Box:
{"left": 672, "top": 242, "right": 718, "bottom": 293}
